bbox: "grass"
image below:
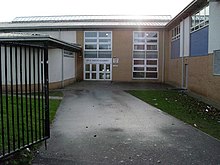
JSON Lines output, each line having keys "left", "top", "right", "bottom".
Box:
{"left": 49, "top": 91, "right": 64, "bottom": 97}
{"left": 128, "top": 90, "right": 220, "bottom": 140}
{"left": 0, "top": 91, "right": 62, "bottom": 164}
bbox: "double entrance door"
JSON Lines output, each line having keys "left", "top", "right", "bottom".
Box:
{"left": 84, "top": 59, "right": 112, "bottom": 80}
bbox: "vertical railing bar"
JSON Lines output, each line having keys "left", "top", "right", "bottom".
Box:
{"left": 24, "top": 46, "right": 29, "bottom": 145}
{"left": 44, "top": 46, "right": 49, "bottom": 138}
{"left": 29, "top": 47, "right": 33, "bottom": 143}
{"left": 33, "top": 48, "right": 37, "bottom": 141}
{"left": 10, "top": 46, "right": 16, "bottom": 151}
{"left": 15, "top": 46, "right": 20, "bottom": 149}
{"left": 0, "top": 43, "right": 50, "bottom": 159}
{"left": 41, "top": 49, "right": 45, "bottom": 138}
{"left": 37, "top": 48, "right": 41, "bottom": 139}
{"left": 0, "top": 44, "right": 5, "bottom": 155}
{"left": 20, "top": 46, "right": 25, "bottom": 147}
{"left": 5, "top": 45, "right": 10, "bottom": 153}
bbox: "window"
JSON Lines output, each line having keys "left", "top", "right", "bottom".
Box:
{"left": 63, "top": 50, "right": 75, "bottom": 58}
{"left": 133, "top": 31, "right": 158, "bottom": 51}
{"left": 191, "top": 5, "right": 209, "bottom": 32}
{"left": 84, "top": 31, "right": 112, "bottom": 58}
{"left": 84, "top": 51, "right": 97, "bottom": 58}
{"left": 84, "top": 31, "right": 112, "bottom": 81}
{"left": 133, "top": 31, "right": 158, "bottom": 79}
{"left": 214, "top": 50, "right": 220, "bottom": 75}
{"left": 171, "top": 24, "right": 180, "bottom": 41}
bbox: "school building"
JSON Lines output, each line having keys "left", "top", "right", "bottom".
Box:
{"left": 0, "top": 0, "right": 220, "bottom": 103}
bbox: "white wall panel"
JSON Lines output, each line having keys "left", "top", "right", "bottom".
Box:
{"left": 64, "top": 53, "right": 75, "bottom": 80}
{"left": 180, "top": 17, "right": 190, "bottom": 57}
{"left": 209, "top": 2, "right": 220, "bottom": 53}
{"left": 184, "top": 17, "right": 190, "bottom": 57}
{"left": 180, "top": 21, "right": 184, "bottom": 57}
{"left": 48, "top": 49, "right": 62, "bottom": 83}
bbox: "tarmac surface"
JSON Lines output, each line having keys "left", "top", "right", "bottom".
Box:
{"left": 33, "top": 82, "right": 220, "bottom": 165}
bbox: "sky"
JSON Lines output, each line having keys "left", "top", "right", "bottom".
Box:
{"left": 0, "top": 0, "right": 193, "bottom": 22}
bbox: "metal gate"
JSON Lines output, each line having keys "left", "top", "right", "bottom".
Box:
{"left": 0, "top": 42, "right": 49, "bottom": 159}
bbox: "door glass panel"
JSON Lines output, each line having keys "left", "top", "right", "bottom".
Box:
{"left": 99, "top": 73, "right": 104, "bottom": 79}
{"left": 92, "top": 73, "right": 96, "bottom": 79}
{"left": 85, "top": 64, "right": 90, "bottom": 71}
{"left": 84, "top": 62, "right": 112, "bottom": 80}
{"left": 106, "top": 64, "right": 110, "bottom": 72}
{"left": 92, "top": 64, "right": 96, "bottom": 71}
{"left": 106, "top": 73, "right": 110, "bottom": 79}
{"left": 99, "top": 64, "right": 104, "bottom": 71}
{"left": 85, "top": 73, "right": 90, "bottom": 79}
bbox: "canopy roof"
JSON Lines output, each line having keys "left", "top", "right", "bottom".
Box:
{"left": 0, "top": 33, "right": 81, "bottom": 52}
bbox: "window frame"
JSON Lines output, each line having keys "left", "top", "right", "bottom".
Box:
{"left": 213, "top": 50, "right": 220, "bottom": 76}
{"left": 171, "top": 24, "right": 180, "bottom": 41}
{"left": 191, "top": 5, "right": 209, "bottom": 33}
{"left": 133, "top": 31, "right": 158, "bottom": 51}
{"left": 84, "top": 31, "right": 112, "bottom": 52}
{"left": 132, "top": 31, "right": 159, "bottom": 79}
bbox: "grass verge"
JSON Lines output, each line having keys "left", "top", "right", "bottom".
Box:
{"left": 128, "top": 90, "right": 220, "bottom": 140}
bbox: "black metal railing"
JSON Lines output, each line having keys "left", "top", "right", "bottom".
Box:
{"left": 0, "top": 42, "right": 49, "bottom": 159}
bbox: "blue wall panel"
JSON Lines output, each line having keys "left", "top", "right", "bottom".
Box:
{"left": 190, "top": 27, "right": 209, "bottom": 56}
{"left": 171, "top": 39, "right": 180, "bottom": 59}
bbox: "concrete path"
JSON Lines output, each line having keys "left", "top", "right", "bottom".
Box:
{"left": 33, "top": 82, "right": 220, "bottom": 165}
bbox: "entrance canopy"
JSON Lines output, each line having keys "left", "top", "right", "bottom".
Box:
{"left": 0, "top": 33, "right": 82, "bottom": 52}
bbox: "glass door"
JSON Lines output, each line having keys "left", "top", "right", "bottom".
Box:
{"left": 98, "top": 64, "right": 111, "bottom": 80}
{"left": 84, "top": 63, "right": 112, "bottom": 80}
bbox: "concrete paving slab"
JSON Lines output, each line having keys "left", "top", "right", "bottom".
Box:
{"left": 33, "top": 82, "right": 220, "bottom": 165}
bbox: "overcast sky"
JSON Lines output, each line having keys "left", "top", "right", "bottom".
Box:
{"left": 0, "top": 0, "right": 193, "bottom": 22}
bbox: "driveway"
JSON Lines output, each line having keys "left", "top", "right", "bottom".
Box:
{"left": 33, "top": 82, "right": 220, "bottom": 165}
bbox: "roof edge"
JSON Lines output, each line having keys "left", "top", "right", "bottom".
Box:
{"left": 166, "top": 0, "right": 208, "bottom": 28}
{"left": 11, "top": 15, "right": 172, "bottom": 24}
{"left": 166, "top": 0, "right": 198, "bottom": 28}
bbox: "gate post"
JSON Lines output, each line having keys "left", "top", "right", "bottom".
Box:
{"left": 44, "top": 46, "right": 50, "bottom": 138}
